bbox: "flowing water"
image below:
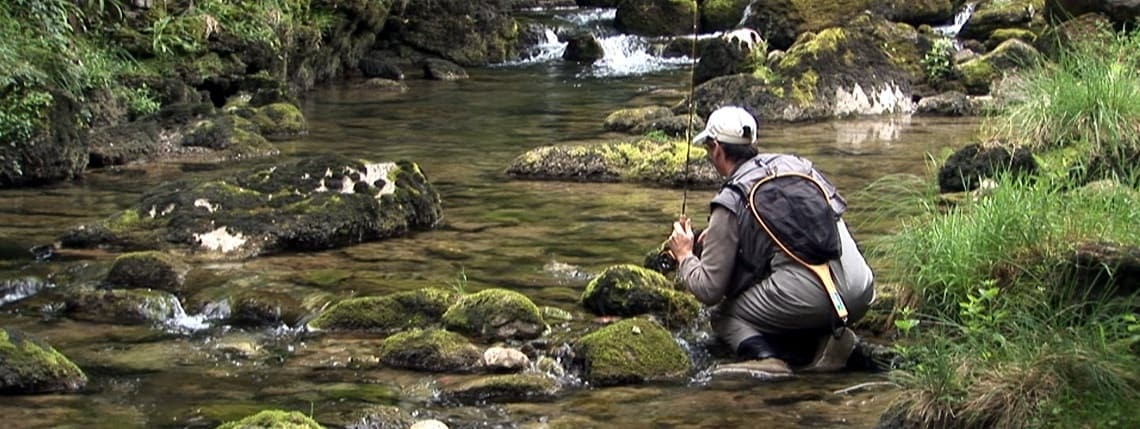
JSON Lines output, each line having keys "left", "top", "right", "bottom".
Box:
{"left": 0, "top": 8, "right": 984, "bottom": 429}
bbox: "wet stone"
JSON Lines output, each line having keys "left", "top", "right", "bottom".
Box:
{"left": 436, "top": 373, "right": 559, "bottom": 405}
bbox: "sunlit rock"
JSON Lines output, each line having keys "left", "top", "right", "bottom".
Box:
{"left": 59, "top": 155, "right": 442, "bottom": 259}
{"left": 437, "top": 373, "right": 559, "bottom": 404}
{"left": 442, "top": 289, "right": 546, "bottom": 341}
{"left": 603, "top": 106, "right": 673, "bottom": 133}
{"left": 409, "top": 420, "right": 449, "bottom": 429}
{"left": 250, "top": 103, "right": 308, "bottom": 140}
{"left": 693, "top": 17, "right": 917, "bottom": 122}
{"left": 580, "top": 264, "right": 699, "bottom": 328}
{"left": 482, "top": 346, "right": 530, "bottom": 372}
{"left": 379, "top": 328, "right": 482, "bottom": 372}
{"left": 307, "top": 288, "right": 456, "bottom": 333}
{"left": 956, "top": 38, "right": 1041, "bottom": 95}
{"left": 214, "top": 409, "right": 322, "bottom": 429}
{"left": 505, "top": 136, "right": 721, "bottom": 188}
{"left": 0, "top": 328, "right": 87, "bottom": 394}
{"left": 572, "top": 317, "right": 690, "bottom": 386}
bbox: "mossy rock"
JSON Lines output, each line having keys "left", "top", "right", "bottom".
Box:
{"left": 308, "top": 288, "right": 456, "bottom": 333}
{"left": 580, "top": 264, "right": 700, "bottom": 328}
{"left": 181, "top": 114, "right": 279, "bottom": 160}
{"left": 986, "top": 28, "right": 1038, "bottom": 50}
{"left": 602, "top": 106, "right": 673, "bottom": 133}
{"left": 505, "top": 137, "right": 721, "bottom": 188}
{"left": 251, "top": 103, "right": 308, "bottom": 140}
{"left": 701, "top": 0, "right": 753, "bottom": 32}
{"left": 959, "top": 0, "right": 1044, "bottom": 41}
{"left": 437, "top": 373, "right": 559, "bottom": 404}
{"left": 0, "top": 328, "right": 88, "bottom": 394}
{"left": 573, "top": 318, "right": 690, "bottom": 386}
{"left": 442, "top": 289, "right": 546, "bottom": 341}
{"left": 105, "top": 251, "right": 189, "bottom": 295}
{"left": 378, "top": 328, "right": 482, "bottom": 372}
{"left": 615, "top": 0, "right": 699, "bottom": 37}
{"left": 215, "top": 410, "right": 322, "bottom": 429}
{"left": 955, "top": 38, "right": 1041, "bottom": 95}
{"left": 0, "top": 88, "right": 87, "bottom": 188}
{"left": 64, "top": 287, "right": 181, "bottom": 325}
{"left": 59, "top": 155, "right": 443, "bottom": 258}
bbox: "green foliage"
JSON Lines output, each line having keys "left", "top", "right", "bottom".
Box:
{"left": 877, "top": 174, "right": 1140, "bottom": 427}
{"left": 921, "top": 37, "right": 954, "bottom": 82}
{"left": 982, "top": 26, "right": 1140, "bottom": 177}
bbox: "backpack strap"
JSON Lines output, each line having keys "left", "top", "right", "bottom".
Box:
{"left": 745, "top": 172, "right": 849, "bottom": 325}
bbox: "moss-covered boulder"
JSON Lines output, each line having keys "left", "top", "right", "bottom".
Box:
{"left": 250, "top": 103, "right": 308, "bottom": 140}
{"left": 700, "top": 0, "right": 753, "bottom": 32}
{"left": 385, "top": 0, "right": 523, "bottom": 67}
{"left": 59, "top": 154, "right": 442, "bottom": 259}
{"left": 442, "top": 289, "right": 546, "bottom": 341}
{"left": 437, "top": 373, "right": 559, "bottom": 404}
{"left": 572, "top": 318, "right": 690, "bottom": 386}
{"left": 105, "top": 251, "right": 190, "bottom": 295}
{"left": 64, "top": 287, "right": 181, "bottom": 325}
{"left": 581, "top": 264, "right": 700, "bottom": 328}
{"left": 959, "top": 0, "right": 1044, "bottom": 42}
{"left": 956, "top": 38, "right": 1041, "bottom": 95}
{"left": 603, "top": 106, "right": 674, "bottom": 133}
{"left": 378, "top": 328, "right": 482, "bottom": 372}
{"left": 308, "top": 288, "right": 456, "bottom": 333}
{"left": 0, "top": 88, "right": 86, "bottom": 188}
{"left": 180, "top": 113, "right": 280, "bottom": 160}
{"left": 694, "top": 22, "right": 914, "bottom": 122}
{"left": 505, "top": 136, "right": 721, "bottom": 187}
{"left": 738, "top": 0, "right": 956, "bottom": 51}
{"left": 0, "top": 328, "right": 87, "bottom": 394}
{"left": 615, "top": 0, "right": 698, "bottom": 37}
{"left": 216, "top": 409, "right": 322, "bottom": 429}
{"left": 937, "top": 143, "right": 1039, "bottom": 193}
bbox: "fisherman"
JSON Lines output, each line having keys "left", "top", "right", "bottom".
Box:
{"left": 667, "top": 106, "right": 875, "bottom": 377}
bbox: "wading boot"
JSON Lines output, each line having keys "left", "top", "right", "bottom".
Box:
{"left": 798, "top": 327, "right": 856, "bottom": 373}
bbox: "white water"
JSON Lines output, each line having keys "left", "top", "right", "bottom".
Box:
{"left": 503, "top": 7, "right": 694, "bottom": 78}
{"left": 935, "top": 2, "right": 977, "bottom": 37}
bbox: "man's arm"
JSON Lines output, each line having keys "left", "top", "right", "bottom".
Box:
{"left": 676, "top": 207, "right": 739, "bottom": 305}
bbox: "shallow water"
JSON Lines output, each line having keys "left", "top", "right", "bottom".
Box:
{"left": 0, "top": 59, "right": 981, "bottom": 428}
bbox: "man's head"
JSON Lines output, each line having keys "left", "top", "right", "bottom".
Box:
{"left": 692, "top": 106, "right": 759, "bottom": 173}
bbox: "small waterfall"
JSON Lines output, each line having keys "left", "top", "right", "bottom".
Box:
{"left": 934, "top": 2, "right": 976, "bottom": 37}
{"left": 503, "top": 7, "right": 694, "bottom": 77}
{"left": 737, "top": 0, "right": 758, "bottom": 27}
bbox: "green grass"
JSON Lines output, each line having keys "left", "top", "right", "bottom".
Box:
{"left": 982, "top": 26, "right": 1140, "bottom": 180}
{"left": 875, "top": 174, "right": 1140, "bottom": 427}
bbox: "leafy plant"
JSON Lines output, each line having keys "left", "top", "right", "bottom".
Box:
{"left": 921, "top": 37, "right": 955, "bottom": 82}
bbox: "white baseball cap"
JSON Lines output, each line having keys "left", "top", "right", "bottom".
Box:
{"left": 691, "top": 106, "right": 758, "bottom": 146}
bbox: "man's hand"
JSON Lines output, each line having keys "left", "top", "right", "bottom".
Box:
{"left": 668, "top": 214, "right": 694, "bottom": 261}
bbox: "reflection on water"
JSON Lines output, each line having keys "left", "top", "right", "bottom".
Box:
{"left": 0, "top": 61, "right": 980, "bottom": 428}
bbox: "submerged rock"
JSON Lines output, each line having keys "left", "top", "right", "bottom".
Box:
{"left": 215, "top": 409, "right": 322, "bottom": 429}
{"left": 60, "top": 154, "right": 442, "bottom": 259}
{"left": 0, "top": 327, "right": 88, "bottom": 394}
{"left": 437, "top": 373, "right": 559, "bottom": 404}
{"left": 378, "top": 328, "right": 482, "bottom": 372}
{"left": 580, "top": 264, "right": 700, "bottom": 328}
{"left": 442, "top": 289, "right": 546, "bottom": 341}
{"left": 105, "top": 251, "right": 189, "bottom": 295}
{"left": 573, "top": 317, "right": 690, "bottom": 386}
{"left": 307, "top": 288, "right": 456, "bottom": 333}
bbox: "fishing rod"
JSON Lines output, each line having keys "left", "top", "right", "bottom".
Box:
{"left": 681, "top": 5, "right": 699, "bottom": 217}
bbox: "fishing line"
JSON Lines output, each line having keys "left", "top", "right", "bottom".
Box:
{"left": 681, "top": 5, "right": 699, "bottom": 217}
